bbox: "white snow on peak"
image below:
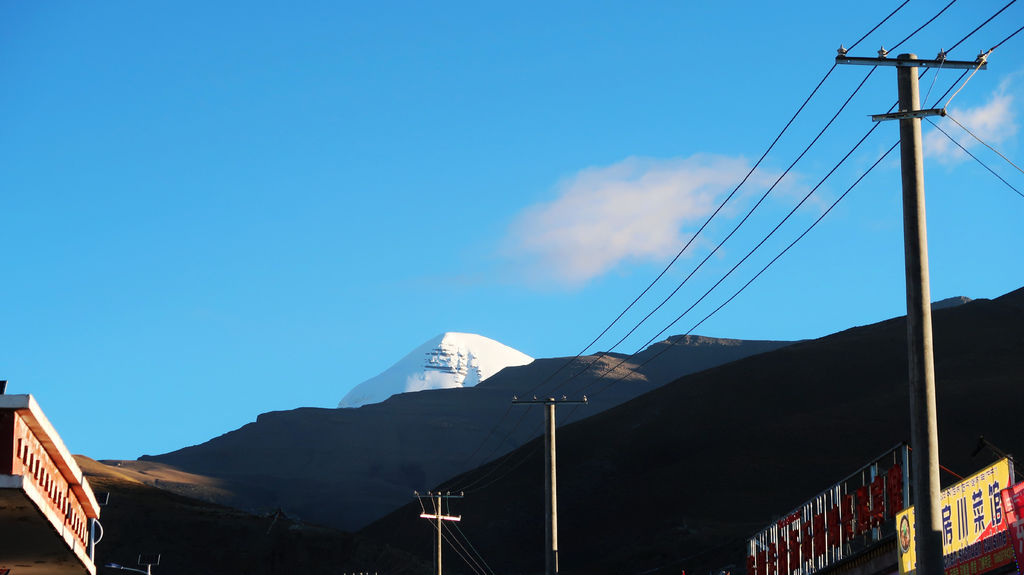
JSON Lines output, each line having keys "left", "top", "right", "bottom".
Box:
{"left": 338, "top": 332, "right": 534, "bottom": 408}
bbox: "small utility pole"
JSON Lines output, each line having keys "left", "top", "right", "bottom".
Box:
{"left": 512, "top": 395, "right": 587, "bottom": 575}
{"left": 415, "top": 491, "right": 462, "bottom": 575}
{"left": 837, "top": 48, "right": 987, "bottom": 575}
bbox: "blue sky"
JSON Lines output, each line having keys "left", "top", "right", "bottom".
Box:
{"left": 2, "top": 1, "right": 1022, "bottom": 460}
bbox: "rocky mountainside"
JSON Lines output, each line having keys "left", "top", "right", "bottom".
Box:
{"left": 360, "top": 287, "right": 1024, "bottom": 575}
{"left": 121, "top": 335, "right": 790, "bottom": 530}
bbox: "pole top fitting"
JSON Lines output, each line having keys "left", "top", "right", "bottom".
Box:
{"left": 837, "top": 44, "right": 848, "bottom": 57}
{"left": 878, "top": 46, "right": 889, "bottom": 58}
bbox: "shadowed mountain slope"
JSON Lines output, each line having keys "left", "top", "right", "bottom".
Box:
{"left": 361, "top": 288, "right": 1024, "bottom": 575}
{"left": 134, "top": 336, "right": 790, "bottom": 530}
{"left": 77, "top": 456, "right": 430, "bottom": 575}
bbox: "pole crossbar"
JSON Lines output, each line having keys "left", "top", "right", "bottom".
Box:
{"left": 872, "top": 108, "right": 946, "bottom": 122}
{"left": 419, "top": 513, "right": 462, "bottom": 521}
{"left": 836, "top": 54, "right": 986, "bottom": 69}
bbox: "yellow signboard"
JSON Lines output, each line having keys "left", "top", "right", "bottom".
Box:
{"left": 897, "top": 459, "right": 1013, "bottom": 575}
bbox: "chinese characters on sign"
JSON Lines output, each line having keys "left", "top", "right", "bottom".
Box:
{"left": 747, "top": 445, "right": 909, "bottom": 575}
{"left": 999, "top": 482, "right": 1024, "bottom": 570}
{"left": 896, "top": 458, "right": 1015, "bottom": 575}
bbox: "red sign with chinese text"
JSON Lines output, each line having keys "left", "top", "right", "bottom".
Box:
{"left": 1000, "top": 482, "right": 1024, "bottom": 570}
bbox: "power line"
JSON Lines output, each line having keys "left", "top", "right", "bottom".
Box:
{"left": 520, "top": 0, "right": 918, "bottom": 399}
{"left": 456, "top": 430, "right": 541, "bottom": 492}
{"left": 890, "top": 0, "right": 959, "bottom": 52}
{"left": 948, "top": 0, "right": 1018, "bottom": 53}
{"left": 989, "top": 21, "right": 1024, "bottom": 50}
{"left": 455, "top": 402, "right": 513, "bottom": 475}
{"left": 449, "top": 521, "right": 497, "bottom": 575}
{"left": 586, "top": 139, "right": 901, "bottom": 401}
{"left": 560, "top": 0, "right": 1014, "bottom": 403}
{"left": 525, "top": 63, "right": 841, "bottom": 397}
{"left": 943, "top": 113, "right": 1024, "bottom": 178}
{"left": 442, "top": 522, "right": 491, "bottom": 575}
{"left": 439, "top": 0, "right": 923, "bottom": 487}
{"left": 546, "top": 0, "right": 971, "bottom": 398}
{"left": 848, "top": 0, "right": 911, "bottom": 51}
{"left": 926, "top": 118, "right": 1024, "bottom": 199}
{"left": 560, "top": 65, "right": 879, "bottom": 397}
{"left": 448, "top": 403, "right": 536, "bottom": 490}
{"left": 439, "top": 525, "right": 484, "bottom": 575}
{"left": 577, "top": 66, "right": 981, "bottom": 405}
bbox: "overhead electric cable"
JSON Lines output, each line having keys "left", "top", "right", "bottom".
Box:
{"left": 456, "top": 423, "right": 544, "bottom": 492}
{"left": 988, "top": 21, "right": 1024, "bottom": 50}
{"left": 947, "top": 0, "right": 1018, "bottom": 53}
{"left": 943, "top": 55, "right": 990, "bottom": 109}
{"left": 442, "top": 522, "right": 491, "bottom": 575}
{"left": 586, "top": 140, "right": 901, "bottom": 401}
{"left": 445, "top": 406, "right": 539, "bottom": 491}
{"left": 561, "top": 0, "right": 1012, "bottom": 401}
{"left": 582, "top": 111, "right": 888, "bottom": 395}
{"left": 451, "top": 521, "right": 498, "bottom": 575}
{"left": 525, "top": 62, "right": 841, "bottom": 396}
{"left": 577, "top": 68, "right": 977, "bottom": 403}
{"left": 522, "top": 0, "right": 918, "bottom": 398}
{"left": 926, "top": 118, "right": 1024, "bottom": 199}
{"left": 446, "top": 0, "right": 923, "bottom": 489}
{"left": 943, "top": 113, "right": 1024, "bottom": 178}
{"left": 462, "top": 442, "right": 541, "bottom": 493}
{"left": 548, "top": 0, "right": 974, "bottom": 398}
{"left": 550, "top": 65, "right": 878, "bottom": 396}
{"left": 457, "top": 402, "right": 514, "bottom": 474}
{"left": 438, "top": 525, "right": 485, "bottom": 575}
{"left": 848, "top": 0, "right": 912, "bottom": 51}
{"left": 434, "top": 0, "right": 996, "bottom": 495}
{"left": 890, "top": 0, "right": 959, "bottom": 52}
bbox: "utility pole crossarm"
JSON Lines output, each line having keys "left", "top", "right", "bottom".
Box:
{"left": 511, "top": 395, "right": 588, "bottom": 405}
{"left": 836, "top": 54, "right": 986, "bottom": 69}
{"left": 835, "top": 45, "right": 987, "bottom": 69}
{"left": 419, "top": 513, "right": 462, "bottom": 522}
{"left": 871, "top": 108, "right": 946, "bottom": 122}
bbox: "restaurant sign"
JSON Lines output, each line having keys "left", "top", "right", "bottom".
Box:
{"left": 896, "top": 458, "right": 1014, "bottom": 575}
{"left": 747, "top": 444, "right": 909, "bottom": 575}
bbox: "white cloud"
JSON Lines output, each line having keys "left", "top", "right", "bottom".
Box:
{"left": 925, "top": 76, "right": 1019, "bottom": 163}
{"left": 502, "top": 154, "right": 771, "bottom": 288}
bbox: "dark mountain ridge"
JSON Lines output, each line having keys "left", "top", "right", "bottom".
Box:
{"left": 360, "top": 288, "right": 1024, "bottom": 575}
{"left": 130, "top": 335, "right": 791, "bottom": 530}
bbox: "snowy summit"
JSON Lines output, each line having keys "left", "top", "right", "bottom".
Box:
{"left": 338, "top": 332, "right": 534, "bottom": 408}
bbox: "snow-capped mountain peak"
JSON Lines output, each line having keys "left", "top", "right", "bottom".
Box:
{"left": 338, "top": 332, "right": 533, "bottom": 408}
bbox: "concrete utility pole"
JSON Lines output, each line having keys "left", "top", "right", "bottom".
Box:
{"left": 512, "top": 395, "right": 587, "bottom": 575}
{"left": 836, "top": 48, "right": 987, "bottom": 575}
{"left": 415, "top": 491, "right": 462, "bottom": 575}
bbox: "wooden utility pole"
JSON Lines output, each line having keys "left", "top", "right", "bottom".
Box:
{"left": 837, "top": 48, "right": 987, "bottom": 575}
{"left": 415, "top": 491, "right": 462, "bottom": 575}
{"left": 512, "top": 395, "right": 587, "bottom": 575}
